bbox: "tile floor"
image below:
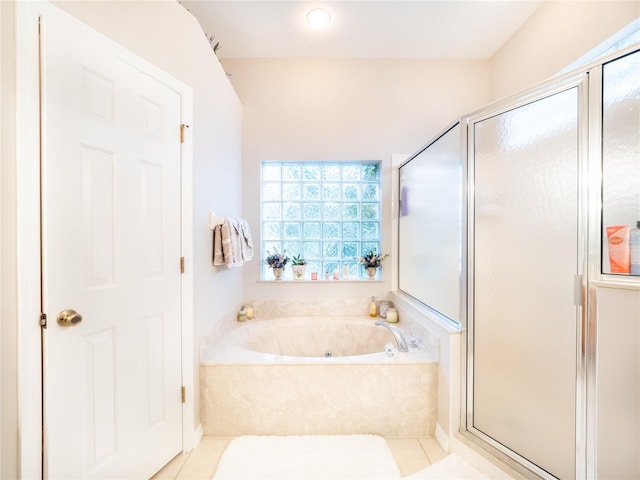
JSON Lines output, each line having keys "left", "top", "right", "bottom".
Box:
{"left": 151, "top": 436, "right": 448, "bottom": 479}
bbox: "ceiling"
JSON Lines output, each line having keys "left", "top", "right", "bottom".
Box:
{"left": 179, "top": 1, "right": 544, "bottom": 59}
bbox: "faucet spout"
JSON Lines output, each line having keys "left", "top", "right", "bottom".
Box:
{"left": 375, "top": 321, "right": 409, "bottom": 352}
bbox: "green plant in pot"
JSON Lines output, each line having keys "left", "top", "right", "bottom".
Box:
{"left": 291, "top": 254, "right": 307, "bottom": 280}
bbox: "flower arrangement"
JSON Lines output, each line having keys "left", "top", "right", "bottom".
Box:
{"left": 357, "top": 249, "right": 389, "bottom": 269}
{"left": 265, "top": 248, "right": 289, "bottom": 269}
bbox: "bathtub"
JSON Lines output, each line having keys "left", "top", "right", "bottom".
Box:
{"left": 200, "top": 316, "right": 439, "bottom": 436}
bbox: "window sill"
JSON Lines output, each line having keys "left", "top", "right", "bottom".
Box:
{"left": 257, "top": 279, "right": 384, "bottom": 283}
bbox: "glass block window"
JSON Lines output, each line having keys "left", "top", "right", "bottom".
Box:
{"left": 261, "top": 161, "right": 382, "bottom": 279}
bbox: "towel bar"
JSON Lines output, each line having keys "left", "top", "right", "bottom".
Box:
{"left": 209, "top": 212, "right": 225, "bottom": 229}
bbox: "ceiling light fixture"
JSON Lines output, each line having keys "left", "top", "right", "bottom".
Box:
{"left": 306, "top": 8, "right": 331, "bottom": 29}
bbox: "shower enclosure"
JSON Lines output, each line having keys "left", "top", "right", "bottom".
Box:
{"left": 398, "top": 45, "right": 639, "bottom": 479}
{"left": 464, "top": 47, "right": 639, "bottom": 479}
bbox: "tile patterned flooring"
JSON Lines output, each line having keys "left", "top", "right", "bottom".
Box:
{"left": 152, "top": 436, "right": 448, "bottom": 479}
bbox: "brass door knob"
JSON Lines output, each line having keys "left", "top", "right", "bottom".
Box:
{"left": 57, "top": 309, "right": 83, "bottom": 327}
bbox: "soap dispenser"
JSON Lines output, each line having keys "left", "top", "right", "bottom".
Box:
{"left": 369, "top": 296, "right": 377, "bottom": 317}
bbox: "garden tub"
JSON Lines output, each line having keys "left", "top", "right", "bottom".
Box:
{"left": 199, "top": 316, "right": 438, "bottom": 436}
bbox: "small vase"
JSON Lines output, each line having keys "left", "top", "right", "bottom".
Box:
{"left": 366, "top": 267, "right": 377, "bottom": 279}
{"left": 292, "top": 264, "right": 307, "bottom": 280}
{"left": 272, "top": 267, "right": 283, "bottom": 280}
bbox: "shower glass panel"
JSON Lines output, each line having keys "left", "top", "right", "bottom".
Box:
{"left": 399, "top": 123, "right": 462, "bottom": 323}
{"left": 597, "top": 49, "right": 640, "bottom": 479}
{"left": 471, "top": 87, "right": 579, "bottom": 479}
{"left": 601, "top": 50, "right": 640, "bottom": 276}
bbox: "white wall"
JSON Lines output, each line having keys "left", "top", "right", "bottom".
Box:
{"left": 490, "top": 0, "right": 640, "bottom": 101}
{"left": 1, "top": 1, "right": 242, "bottom": 474}
{"left": 0, "top": 1, "right": 18, "bottom": 478}
{"left": 596, "top": 286, "right": 640, "bottom": 478}
{"left": 222, "top": 58, "right": 490, "bottom": 303}
{"left": 224, "top": 3, "right": 640, "bottom": 303}
{"left": 0, "top": 4, "right": 2, "bottom": 471}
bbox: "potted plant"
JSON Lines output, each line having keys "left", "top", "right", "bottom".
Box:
{"left": 291, "top": 254, "right": 307, "bottom": 280}
{"left": 357, "top": 250, "right": 389, "bottom": 279}
{"left": 265, "top": 248, "right": 289, "bottom": 280}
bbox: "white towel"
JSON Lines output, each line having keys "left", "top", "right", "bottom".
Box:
{"left": 213, "top": 217, "right": 254, "bottom": 268}
{"left": 238, "top": 218, "right": 254, "bottom": 262}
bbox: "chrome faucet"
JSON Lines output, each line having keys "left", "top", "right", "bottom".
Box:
{"left": 375, "top": 321, "right": 409, "bottom": 352}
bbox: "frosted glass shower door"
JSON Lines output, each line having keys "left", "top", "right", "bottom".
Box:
{"left": 470, "top": 85, "right": 581, "bottom": 479}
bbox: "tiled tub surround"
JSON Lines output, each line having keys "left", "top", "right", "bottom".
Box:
{"left": 200, "top": 316, "right": 439, "bottom": 437}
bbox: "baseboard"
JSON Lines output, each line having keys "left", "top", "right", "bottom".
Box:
{"left": 435, "top": 423, "right": 450, "bottom": 452}
{"left": 189, "top": 424, "right": 203, "bottom": 452}
{"left": 449, "top": 433, "right": 526, "bottom": 479}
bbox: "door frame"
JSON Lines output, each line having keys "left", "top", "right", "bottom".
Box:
{"left": 15, "top": 2, "right": 195, "bottom": 477}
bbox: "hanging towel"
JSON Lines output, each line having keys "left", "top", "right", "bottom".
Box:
{"left": 224, "top": 218, "right": 242, "bottom": 267}
{"left": 213, "top": 218, "right": 238, "bottom": 268}
{"left": 212, "top": 217, "right": 254, "bottom": 268}
{"left": 212, "top": 223, "right": 225, "bottom": 266}
{"left": 238, "top": 218, "right": 254, "bottom": 262}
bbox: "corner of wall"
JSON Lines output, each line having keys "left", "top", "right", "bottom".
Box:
{"left": 1, "top": 0, "right": 19, "bottom": 477}
{"left": 0, "top": 0, "right": 3, "bottom": 464}
{"left": 489, "top": 1, "right": 640, "bottom": 101}
{"left": 435, "top": 423, "right": 450, "bottom": 453}
{"left": 388, "top": 291, "right": 464, "bottom": 440}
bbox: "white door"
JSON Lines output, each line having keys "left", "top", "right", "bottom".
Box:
{"left": 41, "top": 16, "right": 183, "bottom": 479}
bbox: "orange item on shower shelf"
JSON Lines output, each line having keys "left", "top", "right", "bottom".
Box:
{"left": 607, "top": 225, "right": 630, "bottom": 273}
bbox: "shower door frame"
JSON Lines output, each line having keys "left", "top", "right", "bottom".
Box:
{"left": 462, "top": 72, "right": 591, "bottom": 480}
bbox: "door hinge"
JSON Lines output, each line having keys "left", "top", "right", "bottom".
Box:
{"left": 40, "top": 313, "right": 47, "bottom": 329}
{"left": 181, "top": 386, "right": 186, "bottom": 403}
{"left": 180, "top": 124, "right": 189, "bottom": 143}
{"left": 180, "top": 256, "right": 185, "bottom": 274}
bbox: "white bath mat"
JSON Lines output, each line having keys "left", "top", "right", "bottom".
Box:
{"left": 212, "top": 434, "right": 401, "bottom": 479}
{"left": 405, "top": 453, "right": 489, "bottom": 479}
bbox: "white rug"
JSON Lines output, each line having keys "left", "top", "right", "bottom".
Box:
{"left": 212, "top": 435, "right": 402, "bottom": 479}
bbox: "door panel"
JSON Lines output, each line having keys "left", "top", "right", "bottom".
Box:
{"left": 42, "top": 16, "right": 182, "bottom": 479}
{"left": 471, "top": 86, "right": 581, "bottom": 479}
{"left": 597, "top": 49, "right": 640, "bottom": 478}
{"left": 399, "top": 123, "right": 463, "bottom": 323}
